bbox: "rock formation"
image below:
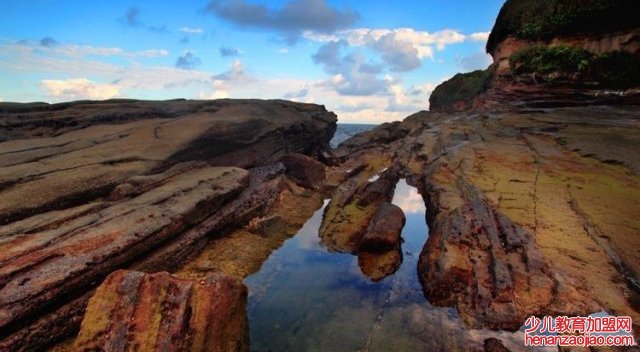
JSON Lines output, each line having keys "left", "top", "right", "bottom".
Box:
{"left": 359, "top": 203, "right": 405, "bottom": 251}
{"left": 0, "top": 99, "right": 336, "bottom": 351}
{"left": 74, "top": 270, "right": 248, "bottom": 352}
{"left": 334, "top": 106, "right": 640, "bottom": 334}
{"left": 430, "top": 0, "right": 640, "bottom": 112}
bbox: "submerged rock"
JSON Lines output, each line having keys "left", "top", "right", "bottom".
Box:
{"left": 75, "top": 270, "right": 248, "bottom": 352}
{"left": 319, "top": 168, "right": 397, "bottom": 253}
{"left": 357, "top": 245, "right": 403, "bottom": 282}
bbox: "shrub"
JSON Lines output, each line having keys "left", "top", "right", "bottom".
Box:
{"left": 590, "top": 51, "right": 640, "bottom": 89}
{"left": 509, "top": 46, "right": 640, "bottom": 89}
{"left": 509, "top": 45, "right": 592, "bottom": 75}
{"left": 429, "top": 66, "right": 495, "bottom": 111}
{"left": 487, "top": 0, "right": 640, "bottom": 53}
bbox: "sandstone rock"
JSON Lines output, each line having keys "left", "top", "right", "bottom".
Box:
{"left": 0, "top": 99, "right": 336, "bottom": 351}
{"left": 280, "top": 153, "right": 326, "bottom": 190}
{"left": 359, "top": 203, "right": 405, "bottom": 251}
{"left": 74, "top": 270, "right": 248, "bottom": 352}
{"left": 0, "top": 165, "right": 248, "bottom": 350}
{"left": 357, "top": 246, "right": 403, "bottom": 282}
{"left": 336, "top": 107, "right": 640, "bottom": 333}
{"left": 0, "top": 99, "right": 336, "bottom": 226}
{"left": 319, "top": 168, "right": 397, "bottom": 253}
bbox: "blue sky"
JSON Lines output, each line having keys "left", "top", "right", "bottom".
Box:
{"left": 0, "top": 0, "right": 504, "bottom": 123}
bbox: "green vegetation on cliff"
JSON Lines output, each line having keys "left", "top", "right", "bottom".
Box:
{"left": 429, "top": 67, "right": 494, "bottom": 111}
{"left": 487, "top": 0, "right": 640, "bottom": 53}
{"left": 510, "top": 45, "right": 640, "bottom": 89}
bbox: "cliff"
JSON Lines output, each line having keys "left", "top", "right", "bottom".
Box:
{"left": 430, "top": 0, "right": 640, "bottom": 112}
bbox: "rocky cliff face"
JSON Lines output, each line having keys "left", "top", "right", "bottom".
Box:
{"left": 0, "top": 99, "right": 336, "bottom": 351}
{"left": 430, "top": 0, "right": 640, "bottom": 112}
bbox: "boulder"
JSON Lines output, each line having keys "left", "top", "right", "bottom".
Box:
{"left": 280, "top": 153, "right": 326, "bottom": 189}
{"left": 359, "top": 203, "right": 405, "bottom": 251}
{"left": 74, "top": 270, "right": 248, "bottom": 352}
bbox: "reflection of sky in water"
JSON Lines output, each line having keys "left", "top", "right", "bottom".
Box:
{"left": 244, "top": 180, "right": 543, "bottom": 351}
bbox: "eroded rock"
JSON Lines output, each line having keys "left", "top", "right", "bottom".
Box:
{"left": 74, "top": 270, "right": 248, "bottom": 352}
{"left": 319, "top": 168, "right": 397, "bottom": 253}
{"left": 0, "top": 99, "right": 337, "bottom": 351}
{"left": 280, "top": 153, "right": 326, "bottom": 190}
{"left": 336, "top": 107, "right": 640, "bottom": 334}
{"left": 359, "top": 203, "right": 405, "bottom": 252}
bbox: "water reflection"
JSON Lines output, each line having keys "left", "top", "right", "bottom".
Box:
{"left": 244, "top": 180, "right": 535, "bottom": 351}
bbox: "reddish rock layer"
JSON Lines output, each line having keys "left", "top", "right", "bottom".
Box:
{"left": 74, "top": 270, "right": 248, "bottom": 352}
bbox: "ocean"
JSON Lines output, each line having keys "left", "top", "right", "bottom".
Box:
{"left": 330, "top": 123, "right": 377, "bottom": 148}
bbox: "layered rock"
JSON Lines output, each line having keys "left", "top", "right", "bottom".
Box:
{"left": 335, "top": 106, "right": 640, "bottom": 333}
{"left": 319, "top": 168, "right": 397, "bottom": 253}
{"left": 280, "top": 153, "right": 327, "bottom": 190}
{"left": 75, "top": 270, "right": 248, "bottom": 352}
{"left": 0, "top": 99, "right": 336, "bottom": 226}
{"left": 0, "top": 99, "right": 337, "bottom": 351}
{"left": 429, "top": 0, "right": 640, "bottom": 112}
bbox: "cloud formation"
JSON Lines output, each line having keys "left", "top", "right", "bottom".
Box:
{"left": 305, "top": 28, "right": 489, "bottom": 72}
{"left": 205, "top": 0, "right": 358, "bottom": 42}
{"left": 458, "top": 52, "right": 493, "bottom": 71}
{"left": 219, "top": 45, "right": 242, "bottom": 57}
{"left": 283, "top": 88, "right": 308, "bottom": 99}
{"left": 179, "top": 26, "right": 204, "bottom": 34}
{"left": 175, "top": 52, "right": 202, "bottom": 70}
{"left": 40, "top": 37, "right": 57, "bottom": 47}
{"left": 41, "top": 78, "right": 120, "bottom": 100}
{"left": 313, "top": 40, "right": 388, "bottom": 96}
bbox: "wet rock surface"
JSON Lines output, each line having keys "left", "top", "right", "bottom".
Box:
{"left": 360, "top": 203, "right": 405, "bottom": 251}
{"left": 335, "top": 106, "right": 640, "bottom": 334}
{"left": 74, "top": 270, "right": 248, "bottom": 352}
{"left": 0, "top": 99, "right": 336, "bottom": 351}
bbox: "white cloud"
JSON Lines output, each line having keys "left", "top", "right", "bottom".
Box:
{"left": 0, "top": 39, "right": 436, "bottom": 123}
{"left": 305, "top": 27, "right": 486, "bottom": 76}
{"left": 305, "top": 27, "right": 481, "bottom": 61}
{"left": 8, "top": 40, "right": 169, "bottom": 59}
{"left": 41, "top": 78, "right": 121, "bottom": 100}
{"left": 469, "top": 32, "right": 490, "bottom": 42}
{"left": 179, "top": 26, "right": 204, "bottom": 34}
{"left": 393, "top": 185, "right": 425, "bottom": 214}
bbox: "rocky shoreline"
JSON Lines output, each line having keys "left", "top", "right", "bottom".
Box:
{"left": 0, "top": 99, "right": 337, "bottom": 351}
{"left": 1, "top": 100, "right": 639, "bottom": 351}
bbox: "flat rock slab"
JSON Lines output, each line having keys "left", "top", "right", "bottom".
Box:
{"left": 0, "top": 99, "right": 336, "bottom": 226}
{"left": 74, "top": 270, "right": 248, "bottom": 352}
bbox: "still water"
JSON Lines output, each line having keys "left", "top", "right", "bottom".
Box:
{"left": 244, "top": 180, "right": 530, "bottom": 351}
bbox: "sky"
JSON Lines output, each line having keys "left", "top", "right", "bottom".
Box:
{"left": 0, "top": 0, "right": 504, "bottom": 123}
